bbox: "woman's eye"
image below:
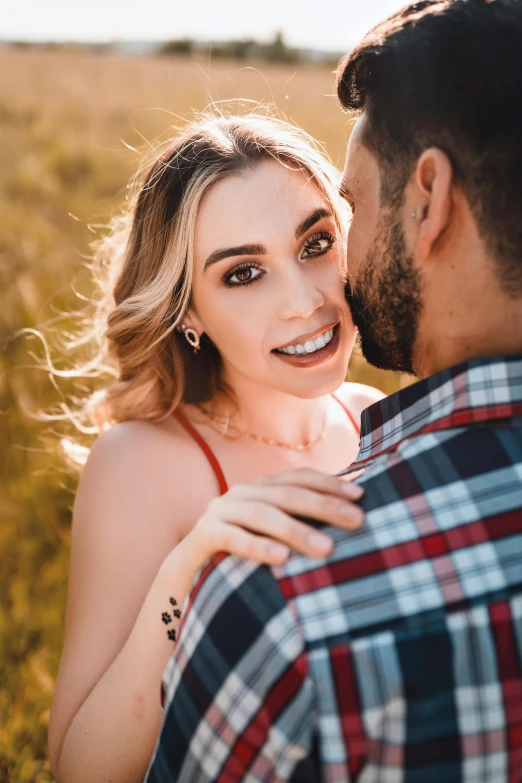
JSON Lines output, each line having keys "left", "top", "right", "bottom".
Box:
{"left": 223, "top": 264, "right": 263, "bottom": 288}
{"left": 301, "top": 231, "right": 337, "bottom": 260}
{"left": 235, "top": 268, "right": 255, "bottom": 283}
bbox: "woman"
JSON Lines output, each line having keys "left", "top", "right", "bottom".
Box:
{"left": 48, "top": 112, "right": 383, "bottom": 782}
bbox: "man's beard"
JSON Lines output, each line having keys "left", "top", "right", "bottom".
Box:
{"left": 344, "top": 211, "right": 423, "bottom": 375}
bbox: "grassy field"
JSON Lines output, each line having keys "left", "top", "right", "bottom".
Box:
{"left": 0, "top": 48, "right": 404, "bottom": 782}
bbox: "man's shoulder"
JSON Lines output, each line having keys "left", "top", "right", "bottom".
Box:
{"left": 272, "top": 423, "right": 522, "bottom": 640}
{"left": 345, "top": 423, "right": 522, "bottom": 544}
{"left": 357, "top": 417, "right": 522, "bottom": 498}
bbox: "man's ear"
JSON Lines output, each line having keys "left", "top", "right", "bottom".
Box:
{"left": 414, "top": 148, "right": 454, "bottom": 262}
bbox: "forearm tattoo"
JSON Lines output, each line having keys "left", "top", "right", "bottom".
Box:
{"left": 161, "top": 597, "right": 182, "bottom": 642}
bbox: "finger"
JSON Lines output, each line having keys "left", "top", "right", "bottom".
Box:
{"left": 222, "top": 501, "right": 336, "bottom": 558}
{"left": 254, "top": 468, "right": 364, "bottom": 501}
{"left": 266, "top": 486, "right": 364, "bottom": 531}
{"left": 230, "top": 485, "right": 364, "bottom": 532}
{"left": 213, "top": 520, "right": 291, "bottom": 566}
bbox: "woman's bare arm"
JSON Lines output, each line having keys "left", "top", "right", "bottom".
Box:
{"left": 53, "top": 541, "right": 202, "bottom": 783}
{"left": 48, "top": 421, "right": 213, "bottom": 782}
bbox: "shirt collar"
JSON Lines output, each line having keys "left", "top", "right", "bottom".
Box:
{"left": 355, "top": 353, "right": 522, "bottom": 464}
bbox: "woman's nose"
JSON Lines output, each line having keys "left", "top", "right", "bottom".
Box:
{"left": 277, "top": 264, "right": 325, "bottom": 321}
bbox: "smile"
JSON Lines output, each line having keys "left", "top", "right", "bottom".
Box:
{"left": 275, "top": 328, "right": 335, "bottom": 355}
{"left": 272, "top": 323, "right": 341, "bottom": 368}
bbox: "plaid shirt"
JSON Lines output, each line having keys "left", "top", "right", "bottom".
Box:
{"left": 144, "top": 354, "right": 522, "bottom": 783}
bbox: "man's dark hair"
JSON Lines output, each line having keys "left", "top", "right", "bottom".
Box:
{"left": 337, "top": 0, "right": 522, "bottom": 294}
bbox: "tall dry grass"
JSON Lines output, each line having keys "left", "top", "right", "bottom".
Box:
{"left": 0, "top": 48, "right": 404, "bottom": 782}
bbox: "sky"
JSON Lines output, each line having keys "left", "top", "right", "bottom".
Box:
{"left": 2, "top": 0, "right": 407, "bottom": 52}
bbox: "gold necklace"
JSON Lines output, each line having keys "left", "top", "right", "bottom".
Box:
{"left": 195, "top": 404, "right": 328, "bottom": 451}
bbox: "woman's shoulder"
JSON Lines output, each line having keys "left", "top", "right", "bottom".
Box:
{"left": 85, "top": 418, "right": 189, "bottom": 477}
{"left": 78, "top": 417, "right": 220, "bottom": 540}
{"left": 86, "top": 411, "right": 218, "bottom": 464}
{"left": 334, "top": 381, "right": 386, "bottom": 420}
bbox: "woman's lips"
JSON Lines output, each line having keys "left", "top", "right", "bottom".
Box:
{"left": 272, "top": 323, "right": 341, "bottom": 368}
{"left": 275, "top": 321, "right": 338, "bottom": 351}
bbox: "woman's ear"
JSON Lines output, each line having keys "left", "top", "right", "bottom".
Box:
{"left": 180, "top": 306, "right": 204, "bottom": 336}
{"left": 414, "top": 148, "right": 454, "bottom": 262}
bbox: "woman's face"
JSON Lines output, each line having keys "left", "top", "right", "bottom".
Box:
{"left": 188, "top": 159, "right": 356, "bottom": 399}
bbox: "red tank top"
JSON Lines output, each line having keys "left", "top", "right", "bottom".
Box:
{"left": 172, "top": 393, "right": 360, "bottom": 495}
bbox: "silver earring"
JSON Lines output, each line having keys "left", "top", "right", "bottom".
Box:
{"left": 180, "top": 324, "right": 200, "bottom": 354}
{"left": 411, "top": 210, "right": 418, "bottom": 219}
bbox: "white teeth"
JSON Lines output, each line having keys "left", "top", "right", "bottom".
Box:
{"left": 277, "top": 328, "right": 335, "bottom": 356}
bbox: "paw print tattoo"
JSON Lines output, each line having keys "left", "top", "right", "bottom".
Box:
{"left": 162, "top": 597, "right": 182, "bottom": 641}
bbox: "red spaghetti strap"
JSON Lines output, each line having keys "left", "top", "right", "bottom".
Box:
{"left": 331, "top": 392, "right": 361, "bottom": 436}
{"left": 162, "top": 410, "right": 228, "bottom": 708}
{"left": 172, "top": 410, "right": 229, "bottom": 495}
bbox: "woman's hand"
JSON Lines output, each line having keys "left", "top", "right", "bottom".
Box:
{"left": 176, "top": 468, "right": 365, "bottom": 572}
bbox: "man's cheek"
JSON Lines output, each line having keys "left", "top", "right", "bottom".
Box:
{"left": 346, "top": 225, "right": 363, "bottom": 275}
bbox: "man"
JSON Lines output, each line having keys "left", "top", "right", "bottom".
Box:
{"left": 145, "top": 1, "right": 522, "bottom": 780}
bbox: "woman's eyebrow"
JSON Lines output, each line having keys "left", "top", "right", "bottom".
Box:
{"left": 202, "top": 207, "right": 332, "bottom": 272}
{"left": 203, "top": 243, "right": 266, "bottom": 272}
{"left": 295, "top": 207, "right": 333, "bottom": 239}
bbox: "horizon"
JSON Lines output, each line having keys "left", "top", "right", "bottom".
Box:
{"left": 2, "top": 0, "right": 406, "bottom": 54}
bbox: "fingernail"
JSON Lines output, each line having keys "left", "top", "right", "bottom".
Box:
{"left": 308, "top": 532, "right": 334, "bottom": 554}
{"left": 268, "top": 543, "right": 290, "bottom": 559}
{"left": 340, "top": 505, "right": 364, "bottom": 526}
{"left": 341, "top": 482, "right": 364, "bottom": 499}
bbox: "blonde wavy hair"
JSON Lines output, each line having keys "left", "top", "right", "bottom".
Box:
{"left": 35, "top": 110, "right": 347, "bottom": 464}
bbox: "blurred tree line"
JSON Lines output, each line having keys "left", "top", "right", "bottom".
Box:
{"left": 4, "top": 31, "right": 342, "bottom": 67}
{"left": 158, "top": 30, "right": 318, "bottom": 63}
